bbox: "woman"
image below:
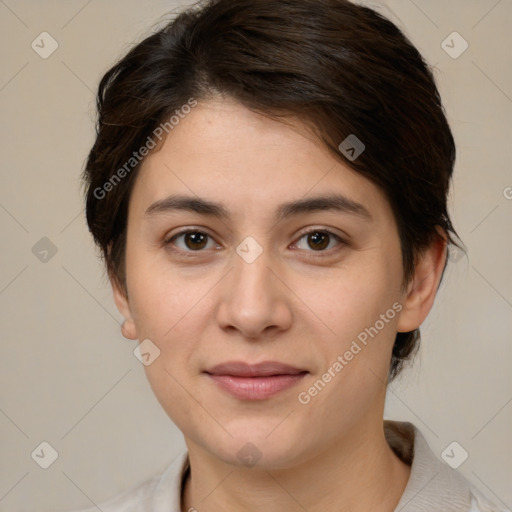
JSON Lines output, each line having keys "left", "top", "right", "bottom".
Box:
{"left": 76, "top": 0, "right": 502, "bottom": 510}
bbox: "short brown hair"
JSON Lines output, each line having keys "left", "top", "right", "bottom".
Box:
{"left": 82, "top": 0, "right": 463, "bottom": 380}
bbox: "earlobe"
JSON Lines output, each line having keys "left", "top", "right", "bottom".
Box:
{"left": 110, "top": 274, "right": 138, "bottom": 340}
{"left": 396, "top": 233, "right": 448, "bottom": 333}
{"left": 120, "top": 320, "right": 137, "bottom": 340}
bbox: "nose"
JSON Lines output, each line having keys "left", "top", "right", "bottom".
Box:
{"left": 215, "top": 242, "right": 293, "bottom": 340}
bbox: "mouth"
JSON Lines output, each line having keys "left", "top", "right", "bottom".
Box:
{"left": 203, "top": 361, "right": 309, "bottom": 400}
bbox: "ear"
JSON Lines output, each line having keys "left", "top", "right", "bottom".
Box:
{"left": 396, "top": 229, "right": 448, "bottom": 333}
{"left": 110, "top": 272, "right": 138, "bottom": 340}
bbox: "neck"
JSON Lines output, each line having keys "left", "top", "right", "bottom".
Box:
{"left": 181, "top": 419, "right": 411, "bottom": 512}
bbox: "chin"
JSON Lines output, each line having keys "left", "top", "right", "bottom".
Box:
{"left": 200, "top": 419, "right": 313, "bottom": 470}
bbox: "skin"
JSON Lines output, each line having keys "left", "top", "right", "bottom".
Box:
{"left": 112, "top": 97, "right": 447, "bottom": 512}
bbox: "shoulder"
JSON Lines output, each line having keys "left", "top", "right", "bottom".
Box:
{"left": 385, "top": 421, "right": 505, "bottom": 512}
{"left": 67, "top": 451, "right": 189, "bottom": 512}
{"left": 469, "top": 485, "right": 508, "bottom": 512}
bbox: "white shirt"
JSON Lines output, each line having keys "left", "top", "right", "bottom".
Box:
{"left": 71, "top": 421, "right": 504, "bottom": 512}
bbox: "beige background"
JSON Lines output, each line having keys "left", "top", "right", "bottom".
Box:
{"left": 0, "top": 1, "right": 511, "bottom": 511}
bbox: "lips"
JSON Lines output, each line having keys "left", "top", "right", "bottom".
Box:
{"left": 204, "top": 361, "right": 308, "bottom": 400}
{"left": 205, "top": 361, "right": 307, "bottom": 377}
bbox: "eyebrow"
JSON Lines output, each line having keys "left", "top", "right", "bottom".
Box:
{"left": 144, "top": 194, "right": 373, "bottom": 223}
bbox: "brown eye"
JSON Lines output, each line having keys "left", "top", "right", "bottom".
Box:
{"left": 165, "top": 230, "right": 217, "bottom": 252}
{"left": 307, "top": 231, "right": 330, "bottom": 250}
{"left": 184, "top": 232, "right": 208, "bottom": 250}
{"left": 293, "top": 229, "right": 345, "bottom": 255}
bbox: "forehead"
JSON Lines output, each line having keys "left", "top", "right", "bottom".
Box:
{"left": 129, "top": 98, "right": 394, "bottom": 226}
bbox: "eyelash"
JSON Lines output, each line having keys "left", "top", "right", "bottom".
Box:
{"left": 163, "top": 228, "right": 347, "bottom": 259}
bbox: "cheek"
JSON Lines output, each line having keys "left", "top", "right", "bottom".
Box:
{"left": 127, "top": 264, "right": 212, "bottom": 427}
{"left": 126, "top": 245, "right": 202, "bottom": 338}
{"left": 297, "top": 255, "right": 402, "bottom": 397}
{"left": 295, "top": 268, "right": 400, "bottom": 423}
{"left": 309, "top": 261, "right": 401, "bottom": 341}
{"left": 126, "top": 258, "right": 219, "bottom": 383}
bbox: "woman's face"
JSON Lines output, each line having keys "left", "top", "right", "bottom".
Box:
{"left": 115, "top": 98, "right": 412, "bottom": 468}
